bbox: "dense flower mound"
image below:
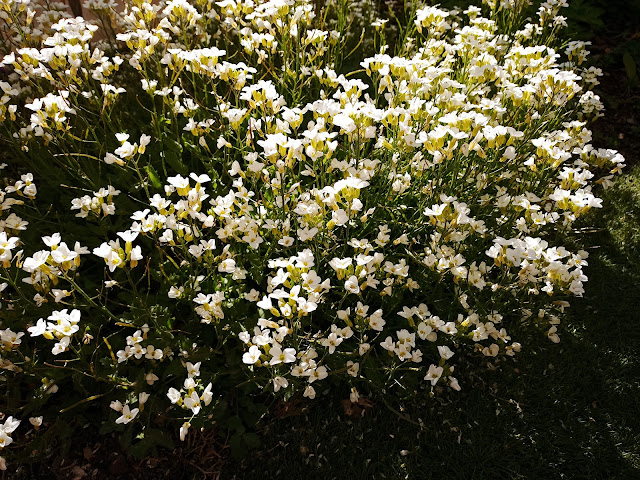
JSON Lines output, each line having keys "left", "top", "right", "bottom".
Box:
{"left": 0, "top": 0, "right": 626, "bottom": 467}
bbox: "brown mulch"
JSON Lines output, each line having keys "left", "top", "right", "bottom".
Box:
{"left": 11, "top": 429, "right": 228, "bottom": 480}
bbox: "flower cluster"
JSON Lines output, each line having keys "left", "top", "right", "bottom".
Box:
{"left": 115, "top": 324, "right": 165, "bottom": 363}
{"left": 70, "top": 185, "right": 120, "bottom": 218}
{"left": 27, "top": 308, "right": 82, "bottom": 355}
{"left": 22, "top": 233, "right": 89, "bottom": 304}
{"left": 0, "top": 0, "right": 626, "bottom": 468}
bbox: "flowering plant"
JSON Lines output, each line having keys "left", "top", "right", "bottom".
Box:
{"left": 0, "top": 0, "right": 625, "bottom": 467}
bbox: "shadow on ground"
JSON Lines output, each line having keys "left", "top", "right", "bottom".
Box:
{"left": 222, "top": 226, "right": 640, "bottom": 480}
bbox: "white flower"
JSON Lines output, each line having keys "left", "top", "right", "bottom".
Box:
{"left": 303, "top": 386, "right": 316, "bottom": 399}
{"left": 186, "top": 361, "right": 201, "bottom": 377}
{"left": 2, "top": 416, "right": 20, "bottom": 434}
{"left": 145, "top": 373, "right": 160, "bottom": 385}
{"left": 245, "top": 289, "right": 260, "bottom": 301}
{"left": 242, "top": 345, "right": 261, "bottom": 364}
{"left": 437, "top": 345, "right": 455, "bottom": 360}
{"left": 27, "top": 319, "right": 47, "bottom": 337}
{"left": 0, "top": 433, "right": 12, "bottom": 449}
{"left": 308, "top": 365, "right": 328, "bottom": 383}
{"left": 51, "top": 337, "right": 70, "bottom": 355}
{"left": 269, "top": 346, "right": 296, "bottom": 365}
{"left": 273, "top": 376, "right": 289, "bottom": 392}
{"left": 380, "top": 336, "right": 395, "bottom": 351}
{"left": 180, "top": 422, "right": 190, "bottom": 441}
{"left": 331, "top": 209, "right": 349, "bottom": 226}
{"left": 548, "top": 326, "right": 560, "bottom": 343}
{"left": 368, "top": 309, "right": 385, "bottom": 331}
{"left": 202, "top": 383, "right": 213, "bottom": 406}
{"left": 218, "top": 258, "right": 236, "bottom": 273}
{"left": 117, "top": 230, "right": 139, "bottom": 243}
{"left": 417, "top": 322, "right": 433, "bottom": 340}
{"left": 115, "top": 405, "right": 139, "bottom": 424}
{"left": 449, "top": 377, "right": 461, "bottom": 391}
{"left": 42, "top": 233, "right": 61, "bottom": 247}
{"left": 183, "top": 391, "right": 202, "bottom": 415}
{"left": 190, "top": 173, "right": 211, "bottom": 184}
{"left": 115, "top": 141, "right": 136, "bottom": 159}
{"left": 424, "top": 365, "right": 444, "bottom": 386}
{"left": 167, "top": 388, "right": 181, "bottom": 404}
{"left": 344, "top": 276, "right": 360, "bottom": 294}
{"left": 28, "top": 416, "right": 43, "bottom": 429}
{"left": 104, "top": 153, "right": 121, "bottom": 165}
{"left": 139, "top": 134, "right": 151, "bottom": 153}
{"left": 321, "top": 332, "right": 343, "bottom": 354}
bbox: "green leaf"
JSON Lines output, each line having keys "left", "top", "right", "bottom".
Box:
{"left": 146, "top": 164, "right": 162, "bottom": 189}
{"left": 363, "top": 355, "right": 385, "bottom": 389}
{"left": 148, "top": 428, "right": 175, "bottom": 449}
{"left": 242, "top": 432, "right": 261, "bottom": 449}
{"left": 230, "top": 433, "right": 248, "bottom": 460}
{"left": 227, "top": 415, "right": 245, "bottom": 434}
{"left": 163, "top": 358, "right": 186, "bottom": 379}
{"left": 128, "top": 427, "right": 176, "bottom": 458}
{"left": 224, "top": 343, "right": 242, "bottom": 366}
{"left": 99, "top": 417, "right": 118, "bottom": 435}
{"left": 624, "top": 52, "right": 637, "bottom": 82}
{"left": 119, "top": 425, "right": 133, "bottom": 449}
{"left": 210, "top": 399, "right": 228, "bottom": 421}
{"left": 239, "top": 401, "right": 265, "bottom": 428}
{"left": 163, "top": 136, "right": 188, "bottom": 175}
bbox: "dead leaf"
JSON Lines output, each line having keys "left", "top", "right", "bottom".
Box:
{"left": 82, "top": 446, "right": 93, "bottom": 461}
{"left": 341, "top": 398, "right": 375, "bottom": 417}
{"left": 70, "top": 465, "right": 87, "bottom": 480}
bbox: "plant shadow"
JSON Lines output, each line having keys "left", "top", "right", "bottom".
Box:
{"left": 224, "top": 226, "right": 640, "bottom": 480}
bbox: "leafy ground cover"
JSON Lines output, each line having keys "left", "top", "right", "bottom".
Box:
{"left": 22, "top": 175, "right": 640, "bottom": 479}
{"left": 3, "top": 0, "right": 640, "bottom": 478}
{"left": 221, "top": 176, "right": 640, "bottom": 480}
{"left": 220, "top": 7, "right": 640, "bottom": 477}
{"left": 218, "top": 6, "right": 640, "bottom": 477}
{"left": 31, "top": 196, "right": 640, "bottom": 480}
